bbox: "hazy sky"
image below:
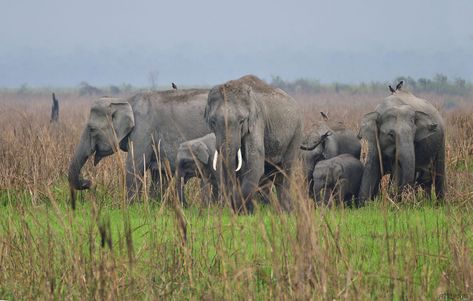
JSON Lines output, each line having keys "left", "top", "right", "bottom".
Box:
{"left": 1, "top": 0, "right": 472, "bottom": 87}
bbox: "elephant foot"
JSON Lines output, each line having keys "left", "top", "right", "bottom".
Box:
{"left": 76, "top": 179, "right": 92, "bottom": 190}
{"left": 231, "top": 198, "right": 254, "bottom": 214}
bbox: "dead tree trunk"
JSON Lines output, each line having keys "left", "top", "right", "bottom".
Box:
{"left": 51, "top": 92, "right": 59, "bottom": 123}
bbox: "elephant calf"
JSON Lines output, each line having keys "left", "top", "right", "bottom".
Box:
{"left": 176, "top": 134, "right": 218, "bottom": 206}
{"left": 312, "top": 154, "right": 364, "bottom": 206}
{"left": 301, "top": 120, "right": 361, "bottom": 199}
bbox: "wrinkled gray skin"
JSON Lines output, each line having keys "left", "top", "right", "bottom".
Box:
{"left": 205, "top": 75, "right": 303, "bottom": 213}
{"left": 176, "top": 133, "right": 218, "bottom": 206}
{"left": 301, "top": 124, "right": 361, "bottom": 199}
{"left": 68, "top": 89, "right": 211, "bottom": 201}
{"left": 312, "top": 154, "right": 364, "bottom": 206}
{"left": 358, "top": 89, "right": 445, "bottom": 202}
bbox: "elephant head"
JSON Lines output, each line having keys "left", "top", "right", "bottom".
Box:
{"left": 313, "top": 162, "right": 343, "bottom": 203}
{"left": 358, "top": 105, "right": 438, "bottom": 199}
{"left": 68, "top": 98, "right": 134, "bottom": 191}
{"left": 176, "top": 139, "right": 212, "bottom": 204}
{"left": 204, "top": 82, "right": 261, "bottom": 199}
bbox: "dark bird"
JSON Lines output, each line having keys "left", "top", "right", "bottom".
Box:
{"left": 396, "top": 80, "right": 404, "bottom": 91}
{"left": 172, "top": 82, "right": 177, "bottom": 90}
{"left": 389, "top": 85, "right": 396, "bottom": 94}
{"left": 320, "top": 112, "right": 329, "bottom": 120}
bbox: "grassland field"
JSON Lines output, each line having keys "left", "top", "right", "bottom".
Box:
{"left": 0, "top": 89, "right": 472, "bottom": 300}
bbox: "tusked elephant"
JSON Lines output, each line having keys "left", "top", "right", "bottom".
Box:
{"left": 300, "top": 116, "right": 361, "bottom": 199}
{"left": 204, "top": 75, "right": 303, "bottom": 213}
{"left": 68, "top": 89, "right": 211, "bottom": 203}
{"left": 175, "top": 133, "right": 218, "bottom": 206}
{"left": 312, "top": 154, "right": 364, "bottom": 206}
{"left": 357, "top": 82, "right": 446, "bottom": 202}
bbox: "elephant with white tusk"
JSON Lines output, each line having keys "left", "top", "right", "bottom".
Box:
{"left": 204, "top": 75, "right": 303, "bottom": 213}
{"left": 68, "top": 89, "right": 211, "bottom": 204}
{"left": 357, "top": 82, "right": 446, "bottom": 202}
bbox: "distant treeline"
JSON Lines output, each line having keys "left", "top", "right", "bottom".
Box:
{"left": 3, "top": 74, "right": 472, "bottom": 97}
{"left": 271, "top": 74, "right": 473, "bottom": 96}
{"left": 5, "top": 81, "right": 137, "bottom": 97}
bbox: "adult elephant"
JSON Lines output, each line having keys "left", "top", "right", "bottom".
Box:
{"left": 204, "top": 75, "right": 303, "bottom": 213}
{"left": 68, "top": 89, "right": 210, "bottom": 202}
{"left": 357, "top": 83, "right": 445, "bottom": 202}
{"left": 300, "top": 122, "right": 361, "bottom": 199}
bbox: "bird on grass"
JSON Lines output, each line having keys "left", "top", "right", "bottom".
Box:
{"left": 172, "top": 82, "right": 178, "bottom": 90}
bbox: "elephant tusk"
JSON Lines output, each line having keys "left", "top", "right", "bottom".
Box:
{"left": 212, "top": 150, "right": 218, "bottom": 171}
{"left": 236, "top": 148, "right": 243, "bottom": 172}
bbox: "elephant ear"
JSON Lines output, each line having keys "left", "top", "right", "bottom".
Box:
{"left": 358, "top": 112, "right": 379, "bottom": 140}
{"left": 110, "top": 101, "right": 135, "bottom": 147}
{"left": 191, "top": 141, "right": 210, "bottom": 164}
{"left": 415, "top": 111, "right": 438, "bottom": 142}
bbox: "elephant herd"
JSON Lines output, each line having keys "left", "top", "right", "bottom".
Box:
{"left": 68, "top": 75, "right": 446, "bottom": 212}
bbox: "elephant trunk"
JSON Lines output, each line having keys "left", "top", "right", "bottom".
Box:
{"left": 396, "top": 133, "right": 415, "bottom": 188}
{"left": 175, "top": 167, "right": 187, "bottom": 206}
{"left": 213, "top": 130, "right": 244, "bottom": 207}
{"left": 68, "top": 129, "right": 94, "bottom": 191}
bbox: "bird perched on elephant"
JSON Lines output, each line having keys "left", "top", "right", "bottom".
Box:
{"left": 312, "top": 154, "right": 364, "bottom": 206}
{"left": 68, "top": 89, "right": 211, "bottom": 204}
{"left": 204, "top": 75, "right": 303, "bottom": 213}
{"left": 175, "top": 133, "right": 218, "bottom": 206}
{"left": 300, "top": 116, "right": 361, "bottom": 199}
{"left": 357, "top": 82, "right": 445, "bottom": 202}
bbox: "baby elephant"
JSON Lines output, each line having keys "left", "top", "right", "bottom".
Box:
{"left": 312, "top": 154, "right": 364, "bottom": 206}
{"left": 176, "top": 133, "right": 218, "bottom": 206}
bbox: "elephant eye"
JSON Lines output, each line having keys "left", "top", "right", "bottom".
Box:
{"left": 209, "top": 119, "right": 216, "bottom": 129}
{"left": 388, "top": 130, "right": 395, "bottom": 138}
{"left": 239, "top": 119, "right": 245, "bottom": 125}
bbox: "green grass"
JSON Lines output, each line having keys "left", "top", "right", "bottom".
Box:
{"left": 1, "top": 188, "right": 472, "bottom": 300}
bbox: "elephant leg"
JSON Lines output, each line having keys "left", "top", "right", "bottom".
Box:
{"left": 307, "top": 175, "right": 314, "bottom": 200}
{"left": 150, "top": 166, "right": 164, "bottom": 200}
{"left": 233, "top": 161, "right": 264, "bottom": 214}
{"left": 126, "top": 144, "right": 153, "bottom": 202}
{"left": 210, "top": 179, "right": 219, "bottom": 204}
{"left": 324, "top": 187, "right": 332, "bottom": 207}
{"left": 338, "top": 179, "right": 351, "bottom": 206}
{"left": 200, "top": 178, "right": 213, "bottom": 206}
{"left": 278, "top": 133, "right": 302, "bottom": 212}
{"left": 175, "top": 174, "right": 187, "bottom": 206}
{"left": 434, "top": 150, "right": 446, "bottom": 201}
{"left": 313, "top": 185, "right": 323, "bottom": 204}
{"left": 416, "top": 169, "right": 432, "bottom": 199}
{"left": 258, "top": 169, "right": 278, "bottom": 205}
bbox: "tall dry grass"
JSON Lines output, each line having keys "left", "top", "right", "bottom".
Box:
{"left": 0, "top": 90, "right": 472, "bottom": 299}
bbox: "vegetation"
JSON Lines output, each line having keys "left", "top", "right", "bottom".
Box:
{"left": 271, "top": 74, "right": 473, "bottom": 97}
{"left": 0, "top": 88, "right": 472, "bottom": 299}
